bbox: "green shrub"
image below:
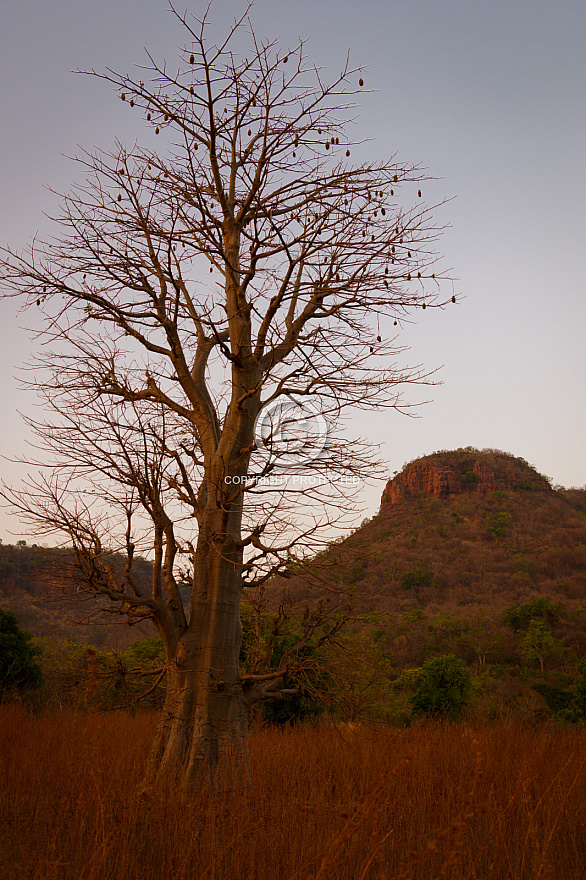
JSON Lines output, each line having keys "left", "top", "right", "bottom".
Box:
{"left": 531, "top": 683, "right": 578, "bottom": 719}
{"left": 575, "top": 661, "right": 586, "bottom": 719}
{"left": 485, "top": 512, "right": 511, "bottom": 539}
{"left": 409, "top": 654, "right": 472, "bottom": 719}
{"left": 504, "top": 597, "right": 564, "bottom": 632}
{"left": 400, "top": 563, "right": 434, "bottom": 592}
{"left": 0, "top": 609, "right": 43, "bottom": 695}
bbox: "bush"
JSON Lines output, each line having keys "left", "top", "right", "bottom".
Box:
{"left": 575, "top": 660, "right": 586, "bottom": 719}
{"left": 410, "top": 654, "right": 472, "bottom": 719}
{"left": 0, "top": 609, "right": 43, "bottom": 695}
{"left": 485, "top": 512, "right": 511, "bottom": 539}
{"left": 503, "top": 597, "right": 564, "bottom": 632}
{"left": 531, "top": 684, "right": 579, "bottom": 720}
{"left": 400, "top": 563, "right": 434, "bottom": 592}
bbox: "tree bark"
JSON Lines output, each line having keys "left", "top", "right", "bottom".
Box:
{"left": 142, "top": 510, "right": 250, "bottom": 794}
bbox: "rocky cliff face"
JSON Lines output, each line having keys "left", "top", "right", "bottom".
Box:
{"left": 381, "top": 450, "right": 551, "bottom": 507}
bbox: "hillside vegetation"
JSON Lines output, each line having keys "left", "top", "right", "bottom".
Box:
{"left": 2, "top": 449, "right": 586, "bottom": 723}
{"left": 269, "top": 449, "right": 586, "bottom": 722}
{"left": 286, "top": 448, "right": 586, "bottom": 614}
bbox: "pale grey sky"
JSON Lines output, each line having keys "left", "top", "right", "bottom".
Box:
{"left": 1, "top": 0, "right": 585, "bottom": 540}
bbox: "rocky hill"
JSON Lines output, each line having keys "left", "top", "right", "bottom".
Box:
{"left": 381, "top": 447, "right": 552, "bottom": 505}
{"left": 278, "top": 448, "right": 586, "bottom": 620}
{"left": 2, "top": 448, "right": 585, "bottom": 648}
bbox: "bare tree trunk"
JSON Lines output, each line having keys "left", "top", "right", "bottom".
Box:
{"left": 142, "top": 513, "right": 250, "bottom": 794}
{"left": 142, "top": 659, "right": 249, "bottom": 793}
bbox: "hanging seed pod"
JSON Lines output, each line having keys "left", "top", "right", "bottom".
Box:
{"left": 418, "top": 189, "right": 422, "bottom": 197}
{"left": 190, "top": 86, "right": 194, "bottom": 95}
{"left": 331, "top": 137, "right": 335, "bottom": 144}
{"left": 422, "top": 303, "right": 426, "bottom": 309}
{"left": 194, "top": 142, "right": 198, "bottom": 150}
{"left": 318, "top": 128, "right": 322, "bottom": 134}
{"left": 391, "top": 246, "right": 395, "bottom": 253}
{"left": 293, "top": 151, "right": 296, "bottom": 157}
{"left": 325, "top": 142, "right": 330, "bottom": 149}
{"left": 164, "top": 113, "right": 169, "bottom": 121}
{"left": 370, "top": 345, "right": 374, "bottom": 353}
{"left": 417, "top": 272, "right": 421, "bottom": 278}
{"left": 335, "top": 137, "right": 339, "bottom": 144}
{"left": 210, "top": 266, "right": 213, "bottom": 273}
{"left": 377, "top": 335, "right": 382, "bottom": 342}
{"left": 359, "top": 78, "right": 364, "bottom": 86}
{"left": 407, "top": 274, "right": 411, "bottom": 280}
{"left": 129, "top": 99, "right": 134, "bottom": 107}
{"left": 452, "top": 295, "right": 456, "bottom": 303}
{"left": 393, "top": 174, "right": 398, "bottom": 182}
{"left": 36, "top": 299, "right": 41, "bottom": 306}
{"left": 346, "top": 149, "right": 350, "bottom": 157}
{"left": 344, "top": 199, "right": 348, "bottom": 205}
{"left": 155, "top": 127, "right": 160, "bottom": 134}
{"left": 120, "top": 93, "right": 126, "bottom": 101}
{"left": 283, "top": 55, "right": 288, "bottom": 63}
{"left": 147, "top": 113, "right": 151, "bottom": 120}
{"left": 394, "top": 320, "right": 398, "bottom": 325}
{"left": 252, "top": 97, "right": 257, "bottom": 106}
{"left": 381, "top": 208, "right": 386, "bottom": 215}
{"left": 190, "top": 54, "right": 195, "bottom": 64}
{"left": 432, "top": 273, "right": 435, "bottom": 279}
{"left": 408, "top": 251, "right": 411, "bottom": 257}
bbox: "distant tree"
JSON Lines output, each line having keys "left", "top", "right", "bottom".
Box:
{"left": 503, "top": 597, "right": 564, "bottom": 633}
{"left": 0, "top": 609, "right": 43, "bottom": 695}
{"left": 485, "top": 512, "right": 511, "bottom": 540}
{"left": 400, "top": 562, "right": 434, "bottom": 603}
{"left": 521, "top": 620, "right": 557, "bottom": 672}
{"left": 409, "top": 653, "right": 472, "bottom": 719}
{"left": 461, "top": 614, "right": 499, "bottom": 670}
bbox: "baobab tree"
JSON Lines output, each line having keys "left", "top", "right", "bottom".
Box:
{"left": 0, "top": 3, "right": 454, "bottom": 791}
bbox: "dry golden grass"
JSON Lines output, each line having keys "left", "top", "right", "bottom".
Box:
{"left": 1, "top": 707, "right": 585, "bottom": 879}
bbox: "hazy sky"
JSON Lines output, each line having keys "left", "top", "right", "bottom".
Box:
{"left": 1, "top": 0, "right": 585, "bottom": 541}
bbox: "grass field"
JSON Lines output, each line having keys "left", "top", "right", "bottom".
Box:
{"left": 1, "top": 706, "right": 585, "bottom": 879}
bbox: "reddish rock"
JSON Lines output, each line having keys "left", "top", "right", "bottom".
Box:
{"left": 472, "top": 460, "right": 496, "bottom": 494}
{"left": 382, "top": 458, "right": 496, "bottom": 506}
{"left": 381, "top": 450, "right": 553, "bottom": 508}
